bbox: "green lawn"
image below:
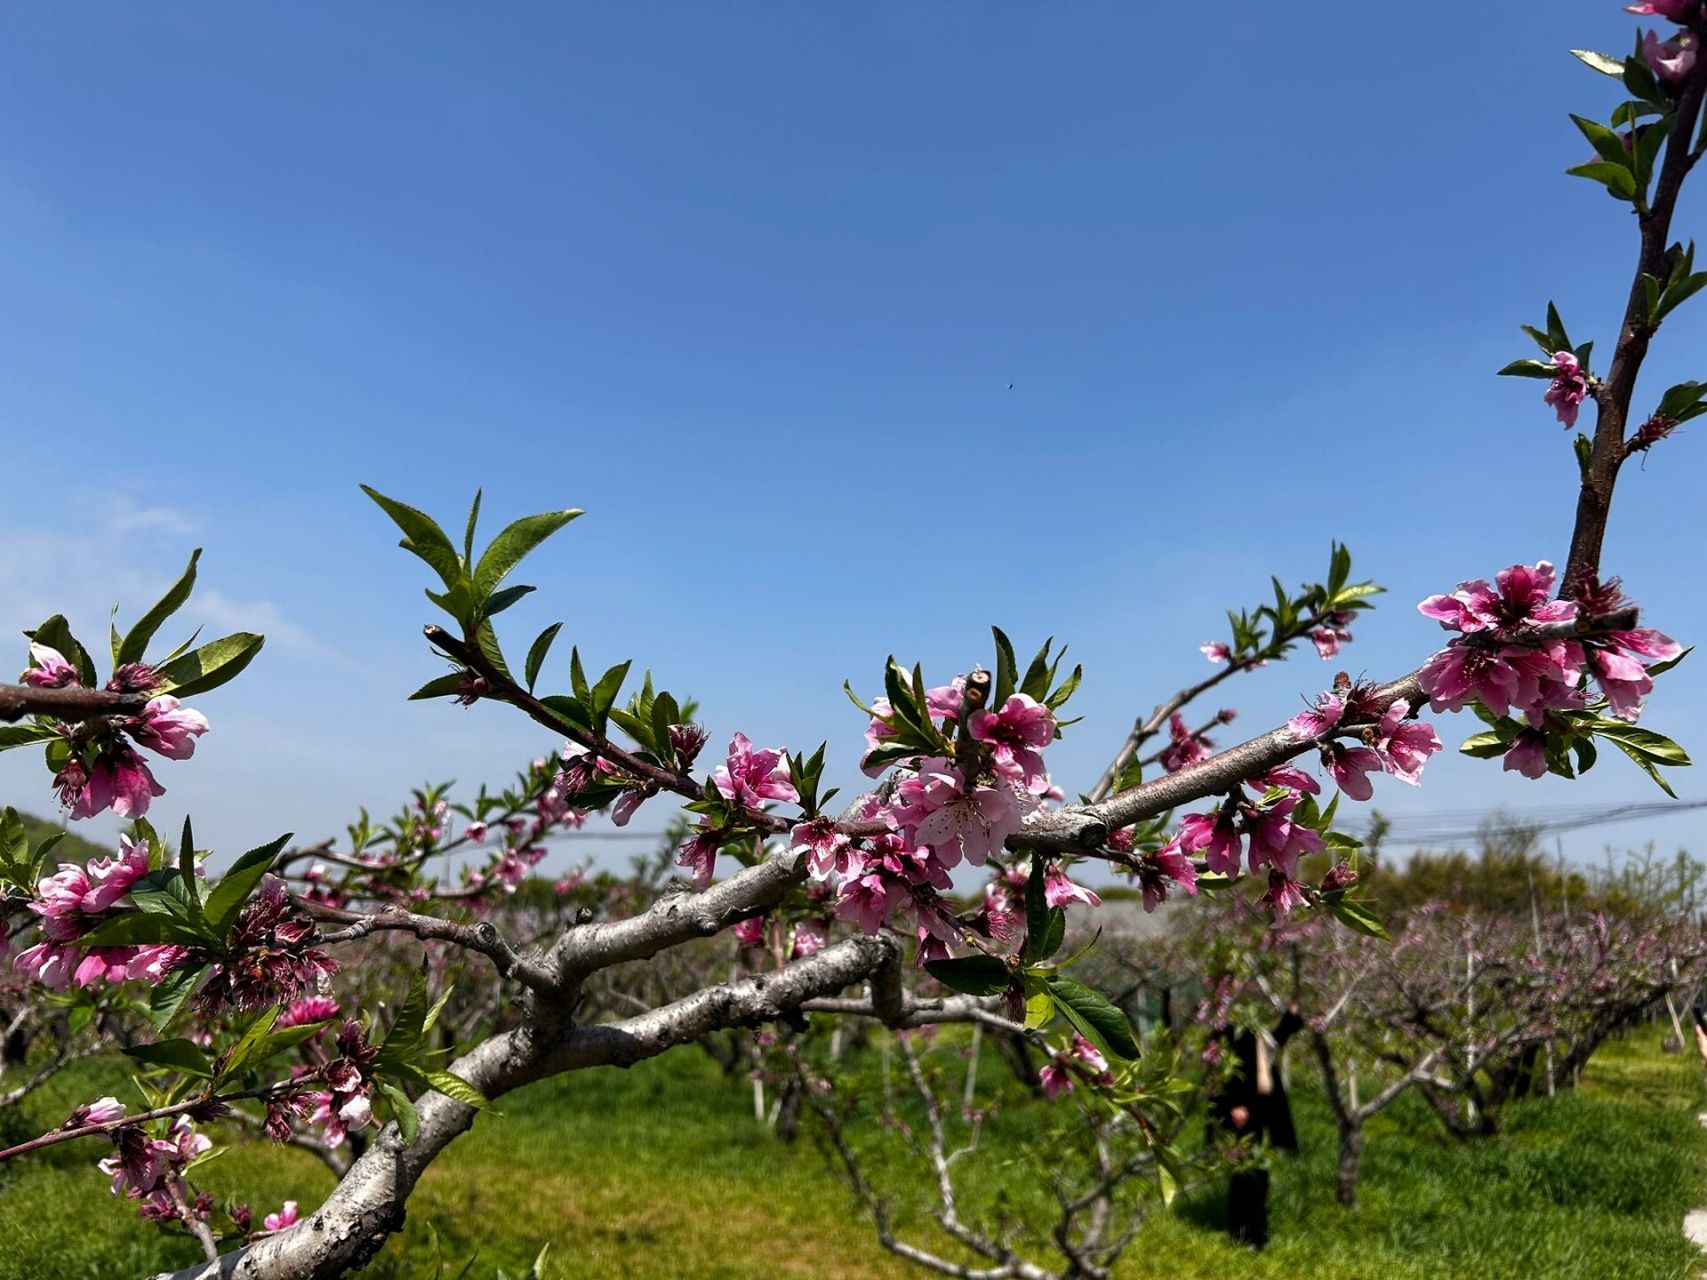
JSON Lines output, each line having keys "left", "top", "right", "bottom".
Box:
{"left": 2, "top": 1025, "right": 1703, "bottom": 1280}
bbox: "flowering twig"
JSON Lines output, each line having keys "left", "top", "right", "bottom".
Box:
{"left": 1566, "top": 53, "right": 1707, "bottom": 590}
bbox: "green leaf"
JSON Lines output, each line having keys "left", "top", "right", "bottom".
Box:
{"left": 76, "top": 912, "right": 210, "bottom": 947}
{"left": 1635, "top": 116, "right": 1672, "bottom": 187}
{"left": 1497, "top": 358, "right": 1559, "bottom": 379}
{"left": 0, "top": 807, "right": 27, "bottom": 880}
{"left": 423, "top": 1069, "right": 491, "bottom": 1110}
{"left": 1024, "top": 854, "right": 1049, "bottom": 954}
{"left": 482, "top": 584, "right": 536, "bottom": 618}
{"left": 591, "top": 660, "right": 632, "bottom": 728}
{"left": 0, "top": 724, "right": 61, "bottom": 753}
{"left": 524, "top": 623, "right": 563, "bottom": 694}
{"left": 1646, "top": 645, "right": 1693, "bottom": 678}
{"left": 1325, "top": 895, "right": 1390, "bottom": 940}
{"left": 1571, "top": 48, "right": 1626, "bottom": 78}
{"left": 125, "top": 1037, "right": 214, "bottom": 1078}
{"left": 1459, "top": 730, "right": 1510, "bottom": 760}
{"left": 1022, "top": 975, "right": 1054, "bottom": 1030}
{"left": 204, "top": 833, "right": 293, "bottom": 935}
{"left": 1047, "top": 664, "right": 1082, "bottom": 711}
{"left": 177, "top": 816, "right": 202, "bottom": 919}
{"left": 149, "top": 965, "right": 205, "bottom": 1031}
{"left": 472, "top": 509, "right": 583, "bottom": 601}
{"left": 1574, "top": 433, "right": 1594, "bottom": 482}
{"left": 1595, "top": 724, "right": 1692, "bottom": 765}
{"left": 1571, "top": 114, "right": 1633, "bottom": 168}
{"left": 1048, "top": 977, "right": 1140, "bottom": 1060}
{"left": 472, "top": 619, "right": 512, "bottom": 682}
{"left": 116, "top": 550, "right": 202, "bottom": 668}
{"left": 361, "top": 486, "right": 464, "bottom": 593}
{"left": 923, "top": 954, "right": 1010, "bottom": 997}
{"left": 375, "top": 966, "right": 431, "bottom": 1071}
{"left": 378, "top": 1080, "right": 420, "bottom": 1145}
{"left": 1607, "top": 740, "right": 1679, "bottom": 797}
{"left": 409, "top": 674, "right": 465, "bottom": 701}
{"left": 153, "top": 633, "right": 265, "bottom": 699}
{"left": 463, "top": 489, "right": 483, "bottom": 566}
{"left": 1566, "top": 160, "right": 1638, "bottom": 201}
{"left": 992, "top": 627, "right": 1018, "bottom": 706}
{"left": 216, "top": 1006, "right": 282, "bottom": 1082}
{"left": 537, "top": 694, "right": 590, "bottom": 734}
{"left": 1020, "top": 638, "right": 1055, "bottom": 702}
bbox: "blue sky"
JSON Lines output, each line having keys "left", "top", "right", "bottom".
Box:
{"left": 2, "top": 1, "right": 1704, "bottom": 875}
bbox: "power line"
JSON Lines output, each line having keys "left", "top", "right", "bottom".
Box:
{"left": 1354, "top": 798, "right": 1707, "bottom": 847}
{"left": 536, "top": 799, "right": 1707, "bottom": 853}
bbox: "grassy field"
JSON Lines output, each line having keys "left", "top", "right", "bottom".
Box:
{"left": 1, "top": 1023, "right": 1703, "bottom": 1280}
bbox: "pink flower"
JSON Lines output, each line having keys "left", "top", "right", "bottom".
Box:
{"left": 20, "top": 643, "right": 79, "bottom": 688}
{"left": 1249, "top": 763, "right": 1321, "bottom": 796}
{"left": 1140, "top": 844, "right": 1199, "bottom": 912}
{"left": 1645, "top": 28, "right": 1698, "bottom": 82}
{"left": 1326, "top": 743, "right": 1384, "bottom": 801}
{"left": 81, "top": 836, "right": 153, "bottom": 914}
{"left": 1581, "top": 627, "right": 1680, "bottom": 722}
{"left": 278, "top": 996, "right": 341, "bottom": 1028}
{"left": 1309, "top": 613, "right": 1356, "bottom": 660}
{"left": 1287, "top": 693, "right": 1345, "bottom": 741}
{"left": 1261, "top": 871, "right": 1309, "bottom": 918}
{"left": 1040, "top": 1059, "right": 1073, "bottom": 1099}
{"left": 1503, "top": 729, "right": 1549, "bottom": 779}
{"left": 69, "top": 746, "right": 165, "bottom": 820}
{"left": 1373, "top": 699, "right": 1441, "bottom": 786}
{"left": 1042, "top": 862, "right": 1102, "bottom": 909}
{"left": 73, "top": 947, "right": 134, "bottom": 987}
{"left": 733, "top": 916, "right": 766, "bottom": 948}
{"left": 889, "top": 760, "right": 1027, "bottom": 869}
{"left": 1069, "top": 1032, "right": 1111, "bottom": 1079}
{"left": 262, "top": 1201, "right": 300, "bottom": 1233}
{"left": 465, "top": 821, "right": 488, "bottom": 844}
{"left": 13, "top": 940, "right": 76, "bottom": 988}
{"left": 1417, "top": 562, "right": 1586, "bottom": 721}
{"left": 969, "top": 694, "right": 1055, "bottom": 792}
{"left": 677, "top": 827, "right": 721, "bottom": 890}
{"left": 128, "top": 696, "right": 209, "bottom": 760}
{"left": 834, "top": 873, "right": 894, "bottom": 935}
{"left": 792, "top": 920, "right": 828, "bottom": 957}
{"left": 1200, "top": 642, "right": 1231, "bottom": 664}
{"left": 1245, "top": 792, "right": 1323, "bottom": 881}
{"left": 1178, "top": 810, "right": 1242, "bottom": 877}
{"left": 713, "top": 733, "right": 799, "bottom": 810}
{"left": 1543, "top": 351, "right": 1588, "bottom": 428}
{"left": 1159, "top": 713, "right": 1213, "bottom": 774}
{"left": 610, "top": 788, "right": 649, "bottom": 827}
{"left": 792, "top": 816, "right": 853, "bottom": 877}
{"left": 1628, "top": 1, "right": 1696, "bottom": 20}
{"left": 71, "top": 1096, "right": 127, "bottom": 1126}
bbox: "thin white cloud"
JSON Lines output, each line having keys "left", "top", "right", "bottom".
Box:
{"left": 191, "top": 588, "right": 336, "bottom": 661}
{"left": 106, "top": 494, "right": 198, "bottom": 538}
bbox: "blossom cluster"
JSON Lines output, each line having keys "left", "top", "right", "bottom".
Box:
{"left": 1417, "top": 562, "right": 1678, "bottom": 773}
{"left": 192, "top": 878, "right": 337, "bottom": 1015}
{"left": 21, "top": 643, "right": 209, "bottom": 822}
{"left": 11, "top": 836, "right": 181, "bottom": 989}
{"left": 819, "top": 687, "right": 1077, "bottom": 956}
{"left": 97, "top": 1117, "right": 211, "bottom": 1218}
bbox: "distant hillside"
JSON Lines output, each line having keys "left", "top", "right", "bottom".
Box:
{"left": 15, "top": 811, "right": 112, "bottom": 867}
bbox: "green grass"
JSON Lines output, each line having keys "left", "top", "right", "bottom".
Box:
{"left": 1, "top": 1025, "right": 1703, "bottom": 1279}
